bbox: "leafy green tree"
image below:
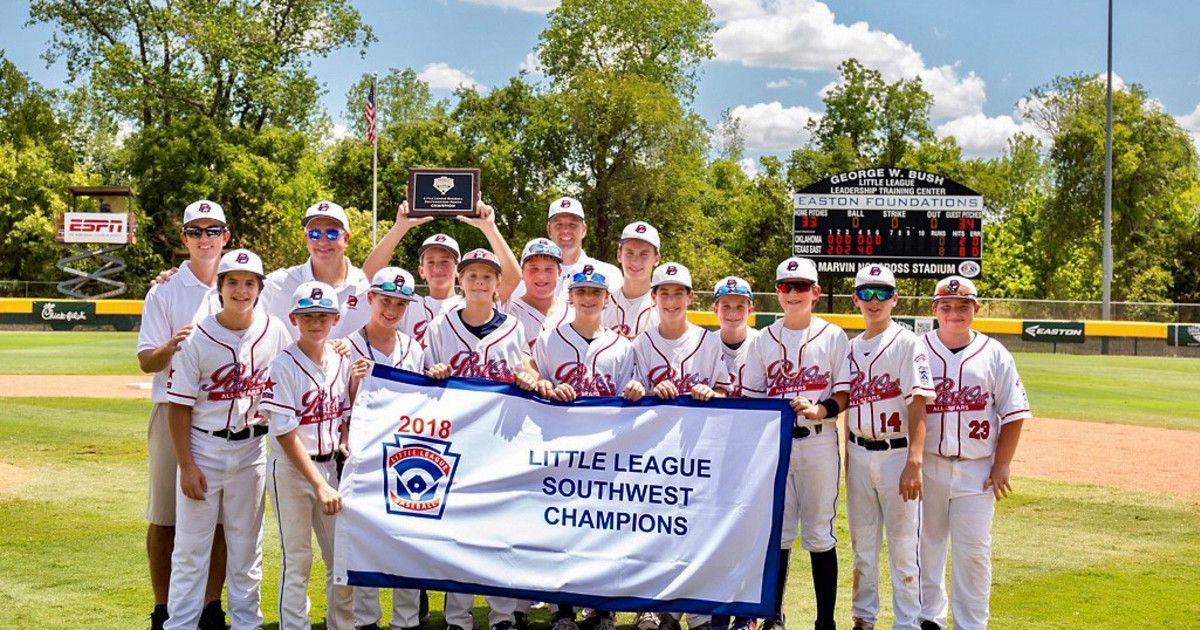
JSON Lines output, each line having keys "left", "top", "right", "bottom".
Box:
{"left": 30, "top": 0, "right": 374, "bottom": 131}
{"left": 1022, "top": 74, "right": 1200, "bottom": 304}
{"left": 343, "top": 68, "right": 441, "bottom": 138}
{"left": 538, "top": 0, "right": 715, "bottom": 103}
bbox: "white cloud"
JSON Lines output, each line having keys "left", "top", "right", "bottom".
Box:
{"left": 713, "top": 0, "right": 986, "bottom": 119}
{"left": 331, "top": 123, "right": 350, "bottom": 141}
{"left": 766, "top": 77, "right": 805, "bottom": 89}
{"left": 738, "top": 157, "right": 759, "bottom": 177}
{"left": 417, "top": 62, "right": 483, "bottom": 91}
{"left": 726, "top": 101, "right": 820, "bottom": 152}
{"left": 1176, "top": 103, "right": 1200, "bottom": 150}
{"left": 935, "top": 111, "right": 1044, "bottom": 158}
{"left": 459, "top": 0, "right": 558, "bottom": 12}
{"left": 519, "top": 50, "right": 544, "bottom": 76}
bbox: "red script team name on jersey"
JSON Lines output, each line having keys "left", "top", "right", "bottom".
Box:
{"left": 927, "top": 377, "right": 989, "bottom": 413}
{"left": 202, "top": 363, "right": 269, "bottom": 401}
{"left": 765, "top": 361, "right": 830, "bottom": 397}
{"left": 297, "top": 389, "right": 342, "bottom": 425}
{"left": 646, "top": 365, "right": 710, "bottom": 392}
{"left": 845, "top": 372, "right": 902, "bottom": 407}
{"left": 554, "top": 362, "right": 618, "bottom": 396}
{"left": 449, "top": 351, "right": 515, "bottom": 382}
{"left": 412, "top": 320, "right": 430, "bottom": 343}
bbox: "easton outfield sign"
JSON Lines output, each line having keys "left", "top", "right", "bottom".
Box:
{"left": 1021, "top": 321, "right": 1085, "bottom": 343}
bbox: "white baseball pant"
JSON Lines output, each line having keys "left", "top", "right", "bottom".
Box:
{"left": 669, "top": 612, "right": 712, "bottom": 628}
{"left": 781, "top": 423, "right": 841, "bottom": 551}
{"left": 919, "top": 454, "right": 996, "bottom": 630}
{"left": 268, "top": 454, "right": 354, "bottom": 630}
{"left": 165, "top": 432, "right": 266, "bottom": 630}
{"left": 353, "top": 587, "right": 421, "bottom": 629}
{"left": 846, "top": 442, "right": 921, "bottom": 630}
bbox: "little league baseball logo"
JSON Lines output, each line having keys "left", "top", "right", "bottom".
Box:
{"left": 382, "top": 435, "right": 461, "bottom": 519}
{"left": 433, "top": 176, "right": 455, "bottom": 195}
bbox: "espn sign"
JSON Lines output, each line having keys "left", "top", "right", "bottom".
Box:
{"left": 63, "top": 212, "right": 129, "bottom": 244}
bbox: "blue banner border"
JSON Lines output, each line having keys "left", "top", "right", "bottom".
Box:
{"left": 352, "top": 364, "right": 796, "bottom": 617}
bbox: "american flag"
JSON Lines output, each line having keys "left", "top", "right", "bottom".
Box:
{"left": 365, "top": 82, "right": 377, "bottom": 145}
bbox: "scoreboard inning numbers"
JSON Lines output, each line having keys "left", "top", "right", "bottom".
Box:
{"left": 793, "top": 168, "right": 984, "bottom": 279}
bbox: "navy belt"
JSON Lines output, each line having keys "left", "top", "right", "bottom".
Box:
{"left": 849, "top": 433, "right": 908, "bottom": 451}
{"left": 311, "top": 452, "right": 336, "bottom": 463}
{"left": 193, "top": 424, "right": 268, "bottom": 441}
{"left": 792, "top": 424, "right": 824, "bottom": 439}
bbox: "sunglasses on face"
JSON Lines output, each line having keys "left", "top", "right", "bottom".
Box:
{"left": 372, "top": 282, "right": 414, "bottom": 296}
{"left": 307, "top": 228, "right": 343, "bottom": 241}
{"left": 297, "top": 297, "right": 335, "bottom": 308}
{"left": 854, "top": 286, "right": 896, "bottom": 301}
{"left": 572, "top": 272, "right": 607, "bottom": 284}
{"left": 776, "top": 282, "right": 814, "bottom": 293}
{"left": 714, "top": 284, "right": 752, "bottom": 298}
{"left": 184, "top": 226, "right": 226, "bottom": 239}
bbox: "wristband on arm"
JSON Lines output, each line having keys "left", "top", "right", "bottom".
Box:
{"left": 818, "top": 398, "right": 841, "bottom": 420}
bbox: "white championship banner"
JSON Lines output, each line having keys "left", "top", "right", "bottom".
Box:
{"left": 333, "top": 365, "right": 794, "bottom": 616}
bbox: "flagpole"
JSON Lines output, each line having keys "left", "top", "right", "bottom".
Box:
{"left": 372, "top": 72, "right": 379, "bottom": 246}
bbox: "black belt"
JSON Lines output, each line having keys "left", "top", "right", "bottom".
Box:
{"left": 849, "top": 433, "right": 908, "bottom": 451}
{"left": 792, "top": 424, "right": 824, "bottom": 439}
{"left": 193, "top": 424, "right": 268, "bottom": 441}
{"left": 311, "top": 452, "right": 336, "bottom": 463}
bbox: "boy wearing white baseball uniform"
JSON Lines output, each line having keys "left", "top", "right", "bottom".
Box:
{"left": 630, "top": 262, "right": 727, "bottom": 630}
{"left": 345, "top": 268, "right": 427, "bottom": 630}
{"left": 604, "top": 221, "right": 661, "bottom": 339}
{"left": 261, "top": 281, "right": 356, "bottom": 630}
{"left": 740, "top": 257, "right": 848, "bottom": 630}
{"left": 138, "top": 199, "right": 231, "bottom": 630}
{"left": 710, "top": 276, "right": 758, "bottom": 630}
{"left": 262, "top": 201, "right": 372, "bottom": 342}
{"left": 800, "top": 264, "right": 933, "bottom": 630}
{"left": 425, "top": 248, "right": 527, "bottom": 630}
{"left": 165, "top": 249, "right": 291, "bottom": 630}
{"left": 917, "top": 277, "right": 1030, "bottom": 630}
{"left": 517, "top": 268, "right": 643, "bottom": 630}
{"left": 507, "top": 238, "right": 572, "bottom": 350}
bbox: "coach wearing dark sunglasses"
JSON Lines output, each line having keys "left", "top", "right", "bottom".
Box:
{"left": 261, "top": 200, "right": 372, "bottom": 342}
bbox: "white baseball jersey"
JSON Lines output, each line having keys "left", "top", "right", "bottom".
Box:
{"left": 425, "top": 309, "right": 528, "bottom": 383}
{"left": 921, "top": 331, "right": 1032, "bottom": 459}
{"left": 167, "top": 313, "right": 291, "bottom": 432}
{"left": 401, "top": 294, "right": 465, "bottom": 347}
{"left": 631, "top": 324, "right": 730, "bottom": 393}
{"left": 261, "top": 257, "right": 372, "bottom": 342}
{"left": 534, "top": 323, "right": 636, "bottom": 397}
{"left": 505, "top": 296, "right": 573, "bottom": 352}
{"left": 261, "top": 344, "right": 351, "bottom": 456}
{"left": 741, "top": 316, "right": 849, "bottom": 404}
{"left": 603, "top": 288, "right": 658, "bottom": 339}
{"left": 137, "top": 261, "right": 223, "bottom": 403}
{"left": 720, "top": 327, "right": 760, "bottom": 398}
{"left": 346, "top": 327, "right": 425, "bottom": 372}
{"left": 835, "top": 322, "right": 935, "bottom": 440}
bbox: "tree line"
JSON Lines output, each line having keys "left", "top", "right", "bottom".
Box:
{"left": 2, "top": 0, "right": 1197, "bottom": 310}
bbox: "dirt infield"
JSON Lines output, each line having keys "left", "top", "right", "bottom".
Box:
{"left": 0, "top": 375, "right": 1196, "bottom": 501}
{"left": 0, "top": 374, "right": 152, "bottom": 398}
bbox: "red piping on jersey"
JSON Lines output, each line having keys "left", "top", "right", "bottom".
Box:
{"left": 592, "top": 331, "right": 621, "bottom": 375}
{"left": 957, "top": 334, "right": 989, "bottom": 457}
{"left": 865, "top": 326, "right": 902, "bottom": 439}
{"left": 555, "top": 326, "right": 583, "bottom": 367}
{"left": 197, "top": 322, "right": 240, "bottom": 431}
{"left": 924, "top": 335, "right": 949, "bottom": 456}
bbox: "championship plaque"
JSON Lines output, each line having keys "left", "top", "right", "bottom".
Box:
{"left": 407, "top": 168, "right": 481, "bottom": 217}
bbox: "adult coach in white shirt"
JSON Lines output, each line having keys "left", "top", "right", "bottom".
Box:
{"left": 262, "top": 200, "right": 372, "bottom": 342}
{"left": 511, "top": 197, "right": 621, "bottom": 302}
{"left": 136, "top": 199, "right": 231, "bottom": 630}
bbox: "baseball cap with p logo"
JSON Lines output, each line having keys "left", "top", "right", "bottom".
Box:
{"left": 775, "top": 257, "right": 819, "bottom": 284}
{"left": 217, "top": 249, "right": 264, "bottom": 278}
{"left": 370, "top": 267, "right": 418, "bottom": 302}
{"left": 933, "top": 275, "right": 979, "bottom": 303}
{"left": 301, "top": 200, "right": 350, "bottom": 231}
{"left": 854, "top": 263, "right": 896, "bottom": 289}
{"left": 183, "top": 199, "right": 228, "bottom": 226}
{"left": 548, "top": 196, "right": 585, "bottom": 220}
{"left": 291, "top": 281, "right": 340, "bottom": 314}
{"left": 619, "top": 221, "right": 661, "bottom": 250}
{"left": 418, "top": 233, "right": 461, "bottom": 260}
{"left": 651, "top": 262, "right": 693, "bottom": 290}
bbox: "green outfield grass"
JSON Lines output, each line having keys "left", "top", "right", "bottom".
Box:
{"left": 1014, "top": 352, "right": 1200, "bottom": 431}
{"left": 0, "top": 331, "right": 142, "bottom": 375}
{"left": 1, "top": 397, "right": 1197, "bottom": 629}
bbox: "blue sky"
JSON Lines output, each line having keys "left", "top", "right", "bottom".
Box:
{"left": 3, "top": 0, "right": 1199, "bottom": 162}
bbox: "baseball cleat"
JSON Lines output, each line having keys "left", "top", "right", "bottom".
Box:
{"left": 812, "top": 621, "right": 836, "bottom": 630}
{"left": 514, "top": 611, "right": 530, "bottom": 630}
{"left": 553, "top": 616, "right": 581, "bottom": 630}
{"left": 851, "top": 619, "right": 873, "bottom": 630}
{"left": 636, "top": 612, "right": 661, "bottom": 630}
{"left": 919, "top": 622, "right": 941, "bottom": 630}
{"left": 198, "top": 600, "right": 226, "bottom": 630}
{"left": 492, "top": 621, "right": 515, "bottom": 630}
{"left": 657, "top": 613, "right": 681, "bottom": 630}
{"left": 148, "top": 604, "right": 168, "bottom": 630}
{"left": 760, "top": 618, "right": 785, "bottom": 630}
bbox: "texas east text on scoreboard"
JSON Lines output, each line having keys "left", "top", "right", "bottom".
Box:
{"left": 793, "top": 168, "right": 983, "bottom": 279}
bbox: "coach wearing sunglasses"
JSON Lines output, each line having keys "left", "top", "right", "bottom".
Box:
{"left": 261, "top": 200, "right": 372, "bottom": 342}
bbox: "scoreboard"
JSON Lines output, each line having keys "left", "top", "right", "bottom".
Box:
{"left": 793, "top": 168, "right": 984, "bottom": 279}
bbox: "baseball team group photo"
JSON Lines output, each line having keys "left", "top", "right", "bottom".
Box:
{"left": 1, "top": 2, "right": 1199, "bottom": 630}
